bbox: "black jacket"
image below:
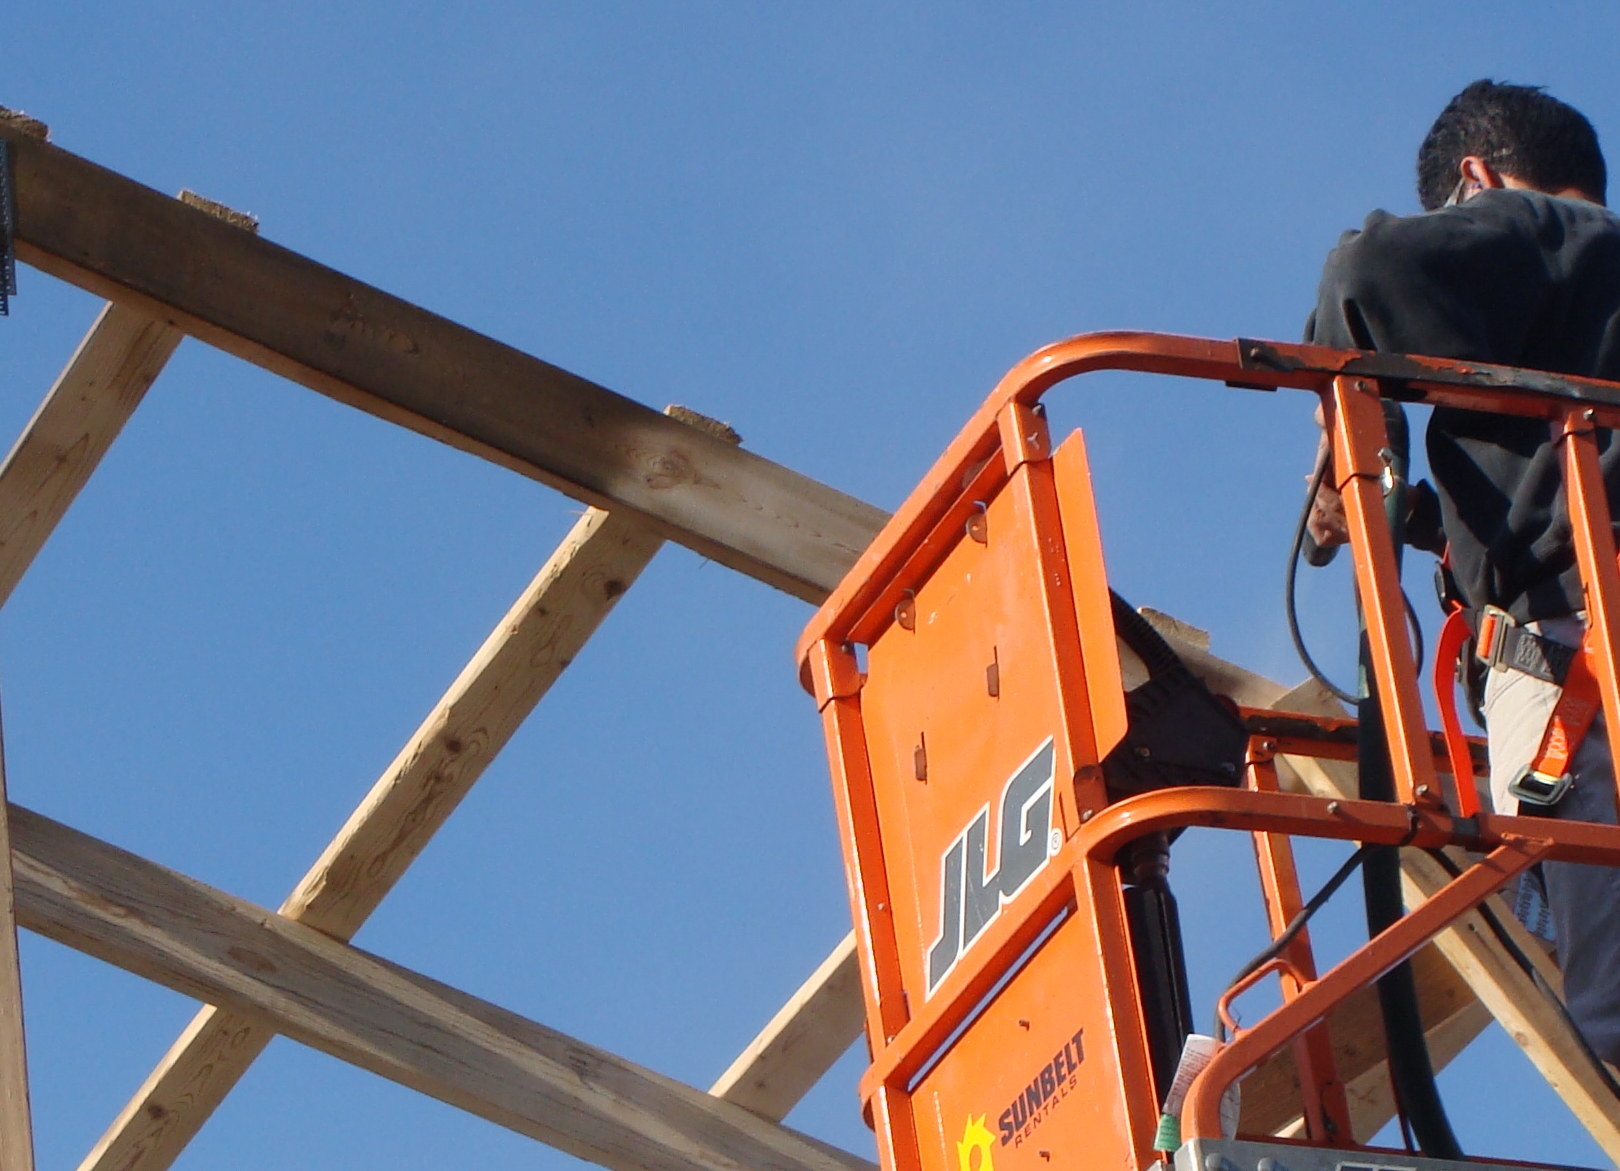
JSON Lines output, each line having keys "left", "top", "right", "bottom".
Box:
{"left": 1308, "top": 188, "right": 1620, "bottom": 621}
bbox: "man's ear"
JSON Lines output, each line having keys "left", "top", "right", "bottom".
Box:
{"left": 1458, "top": 155, "right": 1506, "bottom": 194}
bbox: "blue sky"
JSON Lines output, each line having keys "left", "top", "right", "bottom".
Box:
{"left": 4, "top": 3, "right": 1620, "bottom": 1168}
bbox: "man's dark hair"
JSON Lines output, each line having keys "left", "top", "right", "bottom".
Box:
{"left": 1417, "top": 80, "right": 1606, "bottom": 211}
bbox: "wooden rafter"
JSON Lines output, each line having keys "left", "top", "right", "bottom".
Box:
{"left": 0, "top": 121, "right": 885, "bottom": 602}
{"left": 1402, "top": 850, "right": 1620, "bottom": 1153}
{"left": 0, "top": 304, "right": 180, "bottom": 606}
{"left": 0, "top": 190, "right": 253, "bottom": 609}
{"left": 711, "top": 932, "right": 863, "bottom": 1121}
{"left": 78, "top": 504, "right": 666, "bottom": 1171}
{"left": 1242, "top": 940, "right": 1490, "bottom": 1139}
{"left": 7, "top": 802, "right": 874, "bottom": 1171}
{"left": 0, "top": 702, "right": 34, "bottom": 1171}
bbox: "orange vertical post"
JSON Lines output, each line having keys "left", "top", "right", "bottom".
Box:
{"left": 1246, "top": 746, "right": 1353, "bottom": 1145}
{"left": 1558, "top": 406, "right": 1620, "bottom": 817}
{"left": 1328, "top": 375, "right": 1440, "bottom": 806}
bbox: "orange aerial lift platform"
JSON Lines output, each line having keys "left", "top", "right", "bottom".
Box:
{"left": 797, "top": 331, "right": 1620, "bottom": 1171}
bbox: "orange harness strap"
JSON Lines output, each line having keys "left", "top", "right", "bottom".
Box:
{"left": 1433, "top": 607, "right": 1481, "bottom": 815}
{"left": 1512, "top": 635, "right": 1604, "bottom": 806}
{"left": 1437, "top": 569, "right": 1613, "bottom": 811}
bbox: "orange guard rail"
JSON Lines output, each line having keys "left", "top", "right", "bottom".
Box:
{"left": 795, "top": 331, "right": 1620, "bottom": 1171}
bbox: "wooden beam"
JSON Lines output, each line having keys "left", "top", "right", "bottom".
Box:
{"left": 7, "top": 803, "right": 874, "bottom": 1171}
{"left": 710, "top": 932, "right": 864, "bottom": 1121}
{"left": 1335, "top": 984, "right": 1493, "bottom": 1143}
{"left": 0, "top": 303, "right": 179, "bottom": 607}
{"left": 1401, "top": 849, "right": 1620, "bottom": 1156}
{"left": 0, "top": 702, "right": 34, "bottom": 1171}
{"left": 0, "top": 122, "right": 886, "bottom": 602}
{"left": 0, "top": 189, "right": 258, "bottom": 609}
{"left": 1240, "top": 941, "right": 1489, "bottom": 1140}
{"left": 78, "top": 505, "right": 666, "bottom": 1171}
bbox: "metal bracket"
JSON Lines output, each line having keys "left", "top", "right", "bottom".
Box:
{"left": 0, "top": 139, "right": 15, "bottom": 316}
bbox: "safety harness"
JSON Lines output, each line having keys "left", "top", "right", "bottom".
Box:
{"left": 1436, "top": 590, "right": 1604, "bottom": 811}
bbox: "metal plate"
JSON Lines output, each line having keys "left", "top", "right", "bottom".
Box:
{"left": 1176, "top": 1137, "right": 1592, "bottom": 1171}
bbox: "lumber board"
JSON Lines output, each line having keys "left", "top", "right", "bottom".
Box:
{"left": 0, "top": 190, "right": 254, "bottom": 609}
{"left": 0, "top": 704, "right": 34, "bottom": 1171}
{"left": 8, "top": 802, "right": 874, "bottom": 1171}
{"left": 1401, "top": 849, "right": 1620, "bottom": 1156}
{"left": 710, "top": 932, "right": 863, "bottom": 1121}
{"left": 78, "top": 505, "right": 665, "bottom": 1171}
{"left": 0, "top": 303, "right": 181, "bottom": 607}
{"left": 1240, "top": 943, "right": 1487, "bottom": 1140}
{"left": 0, "top": 121, "right": 885, "bottom": 602}
{"left": 1335, "top": 987, "right": 1492, "bottom": 1143}
{"left": 1275, "top": 685, "right": 1620, "bottom": 1154}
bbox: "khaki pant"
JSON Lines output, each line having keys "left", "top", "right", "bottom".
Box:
{"left": 1484, "top": 618, "right": 1620, "bottom": 1064}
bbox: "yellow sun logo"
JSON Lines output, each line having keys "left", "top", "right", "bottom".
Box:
{"left": 956, "top": 1114, "right": 995, "bottom": 1171}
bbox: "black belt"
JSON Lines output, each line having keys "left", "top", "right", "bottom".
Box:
{"left": 1469, "top": 605, "right": 1577, "bottom": 686}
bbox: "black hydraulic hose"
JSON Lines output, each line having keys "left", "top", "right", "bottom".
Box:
{"left": 1217, "top": 842, "right": 1374, "bottom": 1040}
{"left": 1358, "top": 400, "right": 1463, "bottom": 1160}
{"left": 1288, "top": 454, "right": 1360, "bottom": 705}
{"left": 1289, "top": 448, "right": 1426, "bottom": 706}
{"left": 1359, "top": 668, "right": 1463, "bottom": 1158}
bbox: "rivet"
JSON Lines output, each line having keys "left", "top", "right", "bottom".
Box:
{"left": 1081, "top": 809, "right": 1095, "bottom": 822}
{"left": 966, "top": 503, "right": 988, "bottom": 545}
{"left": 1326, "top": 801, "right": 1340, "bottom": 815}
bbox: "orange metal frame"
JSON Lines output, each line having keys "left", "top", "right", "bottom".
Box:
{"left": 797, "top": 331, "right": 1620, "bottom": 1170}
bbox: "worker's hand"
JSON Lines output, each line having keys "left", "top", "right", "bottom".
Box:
{"left": 1306, "top": 411, "right": 1348, "bottom": 548}
{"left": 1307, "top": 474, "right": 1349, "bottom": 548}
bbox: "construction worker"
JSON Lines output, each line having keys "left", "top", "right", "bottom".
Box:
{"left": 1304, "top": 80, "right": 1620, "bottom": 1064}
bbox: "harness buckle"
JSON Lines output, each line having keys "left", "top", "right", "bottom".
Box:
{"left": 1509, "top": 764, "right": 1574, "bottom": 807}
{"left": 1475, "top": 604, "right": 1516, "bottom": 672}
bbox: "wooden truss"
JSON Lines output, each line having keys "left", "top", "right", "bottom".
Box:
{"left": 0, "top": 106, "right": 1618, "bottom": 1171}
